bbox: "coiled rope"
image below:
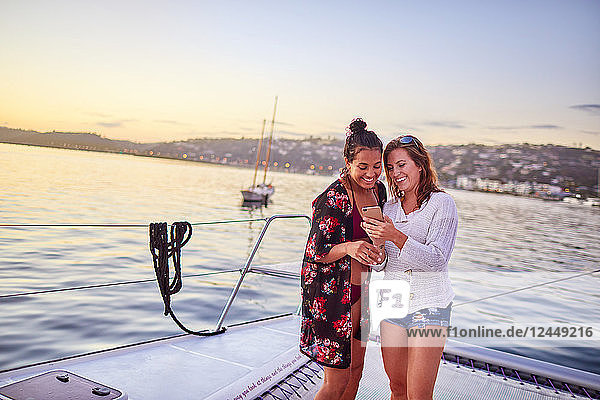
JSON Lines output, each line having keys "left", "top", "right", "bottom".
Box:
{"left": 149, "top": 221, "right": 225, "bottom": 336}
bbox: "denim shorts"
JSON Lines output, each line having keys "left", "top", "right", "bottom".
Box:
{"left": 384, "top": 302, "right": 452, "bottom": 329}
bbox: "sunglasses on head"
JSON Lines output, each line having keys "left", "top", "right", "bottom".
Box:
{"left": 399, "top": 135, "right": 423, "bottom": 146}
{"left": 396, "top": 135, "right": 425, "bottom": 153}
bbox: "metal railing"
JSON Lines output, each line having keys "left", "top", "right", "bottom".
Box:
{"left": 214, "top": 214, "right": 311, "bottom": 333}
{"left": 0, "top": 215, "right": 311, "bottom": 336}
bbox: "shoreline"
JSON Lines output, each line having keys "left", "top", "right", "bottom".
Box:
{"left": 2, "top": 141, "right": 597, "bottom": 205}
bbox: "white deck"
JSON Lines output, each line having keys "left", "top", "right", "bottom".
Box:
{"left": 1, "top": 316, "right": 308, "bottom": 400}
{"left": 0, "top": 315, "right": 594, "bottom": 399}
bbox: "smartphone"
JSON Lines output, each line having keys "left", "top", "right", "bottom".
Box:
{"left": 361, "top": 205, "right": 384, "bottom": 221}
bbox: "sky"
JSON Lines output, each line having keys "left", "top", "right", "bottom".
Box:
{"left": 1, "top": 0, "right": 599, "bottom": 148}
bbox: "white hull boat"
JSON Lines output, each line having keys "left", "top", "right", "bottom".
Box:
{"left": 3, "top": 312, "right": 600, "bottom": 399}
{"left": 241, "top": 97, "right": 277, "bottom": 204}
{"left": 1, "top": 215, "right": 599, "bottom": 399}
{"left": 241, "top": 184, "right": 275, "bottom": 203}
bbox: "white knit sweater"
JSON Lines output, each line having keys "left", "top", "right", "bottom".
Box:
{"left": 381, "top": 191, "right": 458, "bottom": 313}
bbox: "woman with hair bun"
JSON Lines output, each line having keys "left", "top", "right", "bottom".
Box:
{"left": 362, "top": 135, "right": 458, "bottom": 400}
{"left": 300, "top": 118, "right": 387, "bottom": 399}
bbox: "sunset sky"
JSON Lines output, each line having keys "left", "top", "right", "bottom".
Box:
{"left": 1, "top": 1, "right": 599, "bottom": 148}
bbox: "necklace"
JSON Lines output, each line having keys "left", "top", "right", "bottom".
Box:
{"left": 346, "top": 176, "right": 377, "bottom": 199}
{"left": 401, "top": 196, "right": 419, "bottom": 214}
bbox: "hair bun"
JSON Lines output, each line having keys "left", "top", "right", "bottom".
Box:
{"left": 348, "top": 118, "right": 367, "bottom": 135}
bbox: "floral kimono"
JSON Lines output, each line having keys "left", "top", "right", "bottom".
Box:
{"left": 300, "top": 178, "right": 386, "bottom": 368}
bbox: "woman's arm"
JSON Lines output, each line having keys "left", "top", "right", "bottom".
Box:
{"left": 317, "top": 240, "right": 384, "bottom": 265}
{"left": 363, "top": 196, "right": 458, "bottom": 271}
{"left": 306, "top": 181, "right": 384, "bottom": 266}
{"left": 399, "top": 212, "right": 457, "bottom": 271}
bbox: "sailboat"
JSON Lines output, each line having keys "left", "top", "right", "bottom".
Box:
{"left": 241, "top": 97, "right": 277, "bottom": 203}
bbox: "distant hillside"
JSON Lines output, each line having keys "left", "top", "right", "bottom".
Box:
{"left": 2, "top": 126, "right": 599, "bottom": 196}
{"left": 0, "top": 126, "right": 146, "bottom": 152}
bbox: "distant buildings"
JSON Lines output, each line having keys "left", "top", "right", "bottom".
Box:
{"left": 455, "top": 176, "right": 567, "bottom": 200}
{"left": 2, "top": 126, "right": 599, "bottom": 198}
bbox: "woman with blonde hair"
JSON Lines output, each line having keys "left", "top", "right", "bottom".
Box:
{"left": 363, "top": 135, "right": 458, "bottom": 399}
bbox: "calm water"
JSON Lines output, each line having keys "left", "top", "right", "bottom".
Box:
{"left": 1, "top": 143, "right": 599, "bottom": 374}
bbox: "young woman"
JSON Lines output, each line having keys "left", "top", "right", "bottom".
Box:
{"left": 300, "top": 118, "right": 386, "bottom": 399}
{"left": 363, "top": 135, "right": 458, "bottom": 400}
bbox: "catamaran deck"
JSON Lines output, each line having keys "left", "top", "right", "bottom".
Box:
{"left": 2, "top": 216, "right": 599, "bottom": 399}
{"left": 1, "top": 315, "right": 597, "bottom": 400}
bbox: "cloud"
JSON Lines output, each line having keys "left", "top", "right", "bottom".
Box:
{"left": 97, "top": 121, "right": 123, "bottom": 128}
{"left": 275, "top": 121, "right": 295, "bottom": 127}
{"left": 570, "top": 104, "right": 600, "bottom": 115}
{"left": 393, "top": 124, "right": 422, "bottom": 133}
{"left": 487, "top": 126, "right": 519, "bottom": 130}
{"left": 96, "top": 119, "right": 135, "bottom": 128}
{"left": 154, "top": 120, "right": 187, "bottom": 125}
{"left": 423, "top": 121, "right": 466, "bottom": 129}
{"left": 529, "top": 124, "right": 562, "bottom": 129}
{"left": 487, "top": 124, "right": 563, "bottom": 130}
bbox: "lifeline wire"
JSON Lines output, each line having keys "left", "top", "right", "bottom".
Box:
{"left": 0, "top": 218, "right": 268, "bottom": 228}
{"left": 453, "top": 268, "right": 600, "bottom": 307}
{"left": 0, "top": 269, "right": 241, "bottom": 299}
{"left": 3, "top": 218, "right": 598, "bottom": 327}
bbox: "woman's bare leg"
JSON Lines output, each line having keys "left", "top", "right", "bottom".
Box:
{"left": 340, "top": 299, "right": 367, "bottom": 399}
{"left": 380, "top": 321, "right": 408, "bottom": 400}
{"left": 405, "top": 325, "right": 446, "bottom": 400}
{"left": 314, "top": 365, "right": 350, "bottom": 400}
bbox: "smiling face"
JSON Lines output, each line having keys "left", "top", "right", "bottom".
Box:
{"left": 385, "top": 147, "right": 422, "bottom": 196}
{"left": 345, "top": 148, "right": 382, "bottom": 190}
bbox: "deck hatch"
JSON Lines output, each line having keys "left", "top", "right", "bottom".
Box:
{"left": 0, "top": 369, "right": 127, "bottom": 400}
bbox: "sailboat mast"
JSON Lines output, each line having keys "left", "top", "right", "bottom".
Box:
{"left": 252, "top": 119, "right": 266, "bottom": 188}
{"left": 262, "top": 96, "right": 278, "bottom": 184}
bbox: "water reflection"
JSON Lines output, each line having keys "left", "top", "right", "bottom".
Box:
{"left": 1, "top": 144, "right": 599, "bottom": 374}
{"left": 242, "top": 204, "right": 265, "bottom": 258}
{"left": 241, "top": 200, "right": 267, "bottom": 210}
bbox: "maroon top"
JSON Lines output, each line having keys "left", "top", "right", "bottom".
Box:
{"left": 352, "top": 197, "right": 369, "bottom": 240}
